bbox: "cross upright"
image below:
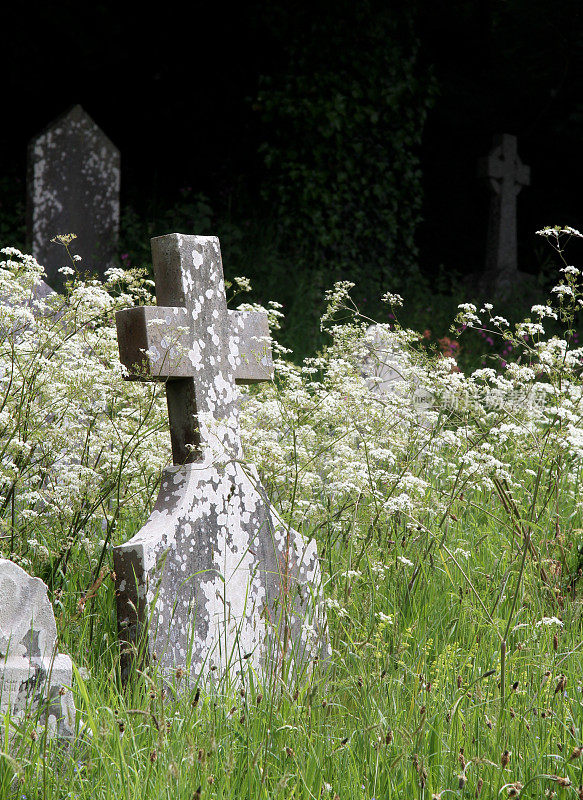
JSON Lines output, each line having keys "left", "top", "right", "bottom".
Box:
{"left": 478, "top": 133, "right": 530, "bottom": 294}
{"left": 113, "top": 234, "right": 328, "bottom": 683}
{"left": 116, "top": 234, "right": 272, "bottom": 464}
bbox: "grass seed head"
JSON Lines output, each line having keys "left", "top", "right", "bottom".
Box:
{"left": 501, "top": 750, "right": 511, "bottom": 768}
{"left": 507, "top": 782, "right": 523, "bottom": 797}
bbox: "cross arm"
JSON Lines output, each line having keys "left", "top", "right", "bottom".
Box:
{"left": 116, "top": 305, "right": 273, "bottom": 382}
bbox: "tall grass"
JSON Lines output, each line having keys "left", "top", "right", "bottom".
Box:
{"left": 2, "top": 228, "right": 583, "bottom": 799}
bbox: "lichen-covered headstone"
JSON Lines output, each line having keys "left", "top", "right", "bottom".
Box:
{"left": 27, "top": 104, "right": 120, "bottom": 289}
{"left": 478, "top": 133, "right": 530, "bottom": 295}
{"left": 361, "top": 325, "right": 433, "bottom": 420}
{"left": 114, "top": 234, "right": 328, "bottom": 683}
{"left": 0, "top": 559, "right": 75, "bottom": 737}
{"left": 362, "top": 325, "right": 411, "bottom": 399}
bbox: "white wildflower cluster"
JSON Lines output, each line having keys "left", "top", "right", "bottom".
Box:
{"left": 535, "top": 617, "right": 564, "bottom": 628}
{"left": 381, "top": 291, "right": 404, "bottom": 307}
{"left": 536, "top": 225, "right": 583, "bottom": 240}
{"left": 239, "top": 259, "right": 583, "bottom": 590}
{"left": 240, "top": 322, "right": 442, "bottom": 532}
{"left": 320, "top": 280, "right": 357, "bottom": 327}
{"left": 4, "top": 240, "right": 583, "bottom": 618}
{"left": 456, "top": 303, "right": 482, "bottom": 327}
{"left": 0, "top": 248, "right": 169, "bottom": 565}
{"left": 531, "top": 304, "right": 557, "bottom": 320}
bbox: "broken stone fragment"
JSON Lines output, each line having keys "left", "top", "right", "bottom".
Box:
{"left": 0, "top": 559, "right": 75, "bottom": 738}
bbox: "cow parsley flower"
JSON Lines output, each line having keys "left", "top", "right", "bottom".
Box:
{"left": 535, "top": 617, "right": 564, "bottom": 628}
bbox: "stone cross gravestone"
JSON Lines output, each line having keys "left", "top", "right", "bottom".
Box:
{"left": 478, "top": 133, "right": 530, "bottom": 295}
{"left": 27, "top": 104, "right": 120, "bottom": 289}
{"left": 114, "top": 234, "right": 328, "bottom": 683}
{"left": 0, "top": 559, "right": 75, "bottom": 737}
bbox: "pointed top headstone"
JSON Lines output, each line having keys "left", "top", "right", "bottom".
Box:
{"left": 478, "top": 133, "right": 530, "bottom": 295}
{"left": 27, "top": 105, "right": 120, "bottom": 289}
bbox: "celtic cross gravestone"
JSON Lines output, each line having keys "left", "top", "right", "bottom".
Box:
{"left": 27, "top": 105, "right": 120, "bottom": 289}
{"left": 114, "top": 234, "right": 328, "bottom": 682}
{"left": 478, "top": 133, "right": 530, "bottom": 294}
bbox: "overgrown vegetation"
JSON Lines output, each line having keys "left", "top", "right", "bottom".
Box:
{"left": 1, "top": 229, "right": 583, "bottom": 798}
{"left": 255, "top": 1, "right": 436, "bottom": 333}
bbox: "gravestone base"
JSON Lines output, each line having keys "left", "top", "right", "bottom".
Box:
{"left": 115, "top": 459, "right": 329, "bottom": 686}
{"left": 0, "top": 655, "right": 75, "bottom": 739}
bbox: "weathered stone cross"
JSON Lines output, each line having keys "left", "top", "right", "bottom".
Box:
{"left": 478, "top": 133, "right": 530, "bottom": 294}
{"left": 116, "top": 234, "right": 272, "bottom": 464}
{"left": 114, "top": 234, "right": 328, "bottom": 682}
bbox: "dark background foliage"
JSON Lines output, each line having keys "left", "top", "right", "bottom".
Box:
{"left": 3, "top": 0, "right": 583, "bottom": 354}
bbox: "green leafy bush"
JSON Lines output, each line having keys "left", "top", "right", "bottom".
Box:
{"left": 256, "top": 1, "right": 436, "bottom": 329}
